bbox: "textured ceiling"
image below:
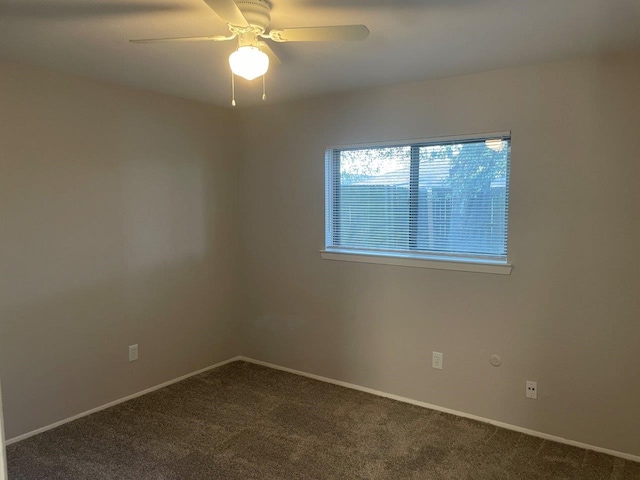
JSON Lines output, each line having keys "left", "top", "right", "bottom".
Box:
{"left": 1, "top": 0, "right": 640, "bottom": 107}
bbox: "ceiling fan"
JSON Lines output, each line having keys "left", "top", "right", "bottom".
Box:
{"left": 130, "top": 0, "right": 370, "bottom": 105}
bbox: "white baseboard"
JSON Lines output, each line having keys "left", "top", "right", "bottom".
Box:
{"left": 238, "top": 356, "right": 640, "bottom": 464}
{"left": 4, "top": 356, "right": 243, "bottom": 446}
{"left": 5, "top": 355, "right": 639, "bottom": 464}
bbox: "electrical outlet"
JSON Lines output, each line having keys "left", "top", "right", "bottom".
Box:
{"left": 526, "top": 380, "right": 537, "bottom": 399}
{"left": 129, "top": 344, "right": 139, "bottom": 362}
{"left": 432, "top": 351, "right": 443, "bottom": 370}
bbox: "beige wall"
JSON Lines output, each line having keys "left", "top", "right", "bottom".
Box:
{"left": 236, "top": 52, "right": 640, "bottom": 457}
{"left": 0, "top": 64, "right": 240, "bottom": 439}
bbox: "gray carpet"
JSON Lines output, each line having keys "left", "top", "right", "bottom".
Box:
{"left": 7, "top": 361, "right": 640, "bottom": 479}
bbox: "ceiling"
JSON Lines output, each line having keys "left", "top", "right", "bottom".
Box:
{"left": 1, "top": 0, "right": 640, "bottom": 107}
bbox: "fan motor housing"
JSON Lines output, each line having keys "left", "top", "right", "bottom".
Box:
{"left": 236, "top": 0, "right": 271, "bottom": 31}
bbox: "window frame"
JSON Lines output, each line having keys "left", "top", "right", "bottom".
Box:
{"left": 321, "top": 132, "right": 513, "bottom": 275}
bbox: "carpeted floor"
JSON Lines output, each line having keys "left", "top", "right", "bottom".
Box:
{"left": 7, "top": 361, "right": 640, "bottom": 479}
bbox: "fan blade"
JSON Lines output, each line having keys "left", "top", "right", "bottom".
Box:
{"left": 202, "top": 0, "right": 248, "bottom": 27}
{"left": 268, "top": 25, "right": 369, "bottom": 43}
{"left": 258, "top": 41, "right": 282, "bottom": 66}
{"left": 130, "top": 34, "right": 234, "bottom": 44}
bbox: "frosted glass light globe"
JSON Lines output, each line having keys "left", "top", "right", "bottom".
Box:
{"left": 229, "top": 46, "right": 269, "bottom": 81}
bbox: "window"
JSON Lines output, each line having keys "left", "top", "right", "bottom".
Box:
{"left": 322, "top": 133, "right": 512, "bottom": 274}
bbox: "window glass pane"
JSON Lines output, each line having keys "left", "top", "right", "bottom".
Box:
{"left": 417, "top": 140, "right": 509, "bottom": 256}
{"left": 338, "top": 146, "right": 411, "bottom": 250}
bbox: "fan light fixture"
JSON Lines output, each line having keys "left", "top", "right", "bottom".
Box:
{"left": 229, "top": 46, "right": 269, "bottom": 81}
{"left": 130, "top": 0, "right": 369, "bottom": 105}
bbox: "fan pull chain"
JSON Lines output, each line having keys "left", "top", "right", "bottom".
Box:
{"left": 231, "top": 72, "right": 236, "bottom": 107}
{"left": 262, "top": 75, "right": 266, "bottom": 101}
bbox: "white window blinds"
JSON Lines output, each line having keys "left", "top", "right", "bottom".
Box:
{"left": 325, "top": 134, "right": 510, "bottom": 263}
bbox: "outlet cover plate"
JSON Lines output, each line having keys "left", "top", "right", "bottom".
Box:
{"left": 526, "top": 380, "right": 537, "bottom": 399}
{"left": 129, "top": 344, "right": 139, "bottom": 362}
{"left": 432, "top": 351, "right": 443, "bottom": 370}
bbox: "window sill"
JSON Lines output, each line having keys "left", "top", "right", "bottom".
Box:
{"left": 320, "top": 250, "right": 513, "bottom": 275}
